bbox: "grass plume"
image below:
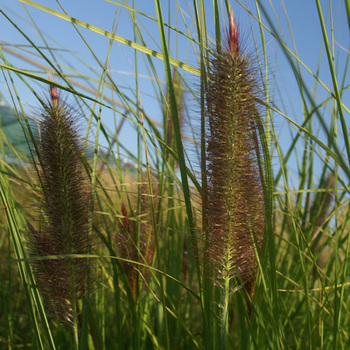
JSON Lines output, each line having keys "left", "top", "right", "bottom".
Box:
{"left": 204, "top": 8, "right": 267, "bottom": 344}
{"left": 29, "top": 85, "right": 92, "bottom": 328}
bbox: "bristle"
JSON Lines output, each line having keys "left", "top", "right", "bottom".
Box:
{"left": 29, "top": 86, "right": 91, "bottom": 323}
{"left": 205, "top": 7, "right": 265, "bottom": 301}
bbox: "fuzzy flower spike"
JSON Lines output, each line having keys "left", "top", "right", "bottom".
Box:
{"left": 205, "top": 7, "right": 266, "bottom": 311}
{"left": 30, "top": 84, "right": 91, "bottom": 324}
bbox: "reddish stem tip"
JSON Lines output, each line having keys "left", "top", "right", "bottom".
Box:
{"left": 50, "top": 85, "right": 59, "bottom": 109}
{"left": 227, "top": 8, "right": 239, "bottom": 56}
{"left": 122, "top": 203, "right": 129, "bottom": 226}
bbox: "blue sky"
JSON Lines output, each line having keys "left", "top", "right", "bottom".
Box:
{"left": 0, "top": 1, "right": 349, "bottom": 183}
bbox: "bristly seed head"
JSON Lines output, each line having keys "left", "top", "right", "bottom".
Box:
{"left": 205, "top": 5, "right": 266, "bottom": 303}
{"left": 29, "top": 85, "right": 92, "bottom": 323}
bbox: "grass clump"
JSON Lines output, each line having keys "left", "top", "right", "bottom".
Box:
{"left": 0, "top": 1, "right": 349, "bottom": 349}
